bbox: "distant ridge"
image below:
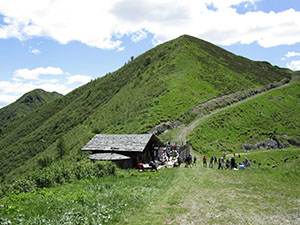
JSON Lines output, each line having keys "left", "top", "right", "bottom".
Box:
{"left": 0, "top": 89, "right": 62, "bottom": 128}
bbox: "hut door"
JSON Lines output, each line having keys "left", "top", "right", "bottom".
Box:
{"left": 132, "top": 157, "right": 137, "bottom": 168}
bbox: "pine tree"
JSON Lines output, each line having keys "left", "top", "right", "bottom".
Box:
{"left": 57, "top": 137, "right": 67, "bottom": 159}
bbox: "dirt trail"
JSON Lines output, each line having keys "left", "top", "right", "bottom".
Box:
{"left": 177, "top": 82, "right": 292, "bottom": 144}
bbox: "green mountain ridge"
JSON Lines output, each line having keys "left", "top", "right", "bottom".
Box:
{"left": 0, "top": 89, "right": 62, "bottom": 129}
{"left": 0, "top": 34, "right": 295, "bottom": 182}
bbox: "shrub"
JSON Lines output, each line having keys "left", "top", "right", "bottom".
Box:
{"left": 7, "top": 178, "right": 37, "bottom": 194}
{"left": 144, "top": 57, "right": 151, "bottom": 66}
{"left": 0, "top": 161, "right": 116, "bottom": 197}
{"left": 37, "top": 156, "right": 54, "bottom": 168}
{"left": 56, "top": 137, "right": 67, "bottom": 159}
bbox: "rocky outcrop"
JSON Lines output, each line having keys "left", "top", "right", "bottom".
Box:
{"left": 191, "top": 78, "right": 290, "bottom": 119}
{"left": 241, "top": 138, "right": 290, "bottom": 150}
{"left": 148, "top": 120, "right": 183, "bottom": 135}
{"left": 287, "top": 139, "right": 300, "bottom": 148}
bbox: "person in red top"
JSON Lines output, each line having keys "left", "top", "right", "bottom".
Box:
{"left": 203, "top": 156, "right": 207, "bottom": 167}
{"left": 138, "top": 161, "right": 144, "bottom": 172}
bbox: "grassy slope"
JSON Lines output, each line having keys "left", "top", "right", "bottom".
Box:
{"left": 0, "top": 35, "right": 293, "bottom": 181}
{"left": 188, "top": 81, "right": 300, "bottom": 154}
{"left": 1, "top": 149, "right": 299, "bottom": 224}
{"left": 0, "top": 89, "right": 62, "bottom": 128}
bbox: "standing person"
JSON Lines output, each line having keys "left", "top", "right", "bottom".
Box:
{"left": 214, "top": 156, "right": 217, "bottom": 165}
{"left": 225, "top": 159, "right": 230, "bottom": 170}
{"left": 178, "top": 157, "right": 182, "bottom": 167}
{"left": 221, "top": 156, "right": 225, "bottom": 170}
{"left": 209, "top": 156, "right": 214, "bottom": 168}
{"left": 188, "top": 154, "right": 192, "bottom": 167}
{"left": 138, "top": 160, "right": 144, "bottom": 172}
{"left": 218, "top": 157, "right": 221, "bottom": 169}
{"left": 184, "top": 157, "right": 188, "bottom": 168}
{"left": 245, "top": 157, "right": 248, "bottom": 167}
{"left": 193, "top": 155, "right": 197, "bottom": 166}
{"left": 231, "top": 156, "right": 235, "bottom": 169}
{"left": 173, "top": 144, "right": 177, "bottom": 150}
{"left": 203, "top": 155, "right": 207, "bottom": 168}
{"left": 166, "top": 151, "right": 170, "bottom": 161}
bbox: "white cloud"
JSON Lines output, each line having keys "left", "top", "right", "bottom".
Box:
{"left": 12, "top": 77, "right": 22, "bottom": 82}
{"left": 30, "top": 48, "right": 41, "bottom": 54}
{"left": 0, "top": 81, "right": 28, "bottom": 95}
{"left": 286, "top": 60, "right": 300, "bottom": 71}
{"left": 285, "top": 51, "right": 300, "bottom": 58}
{"left": 0, "top": 66, "right": 94, "bottom": 107}
{"left": 0, "top": 94, "right": 19, "bottom": 104}
{"left": 131, "top": 29, "right": 147, "bottom": 43}
{"left": 66, "top": 75, "right": 93, "bottom": 84}
{"left": 0, "top": 0, "right": 299, "bottom": 49}
{"left": 0, "top": 79, "right": 71, "bottom": 108}
{"left": 0, "top": 79, "right": 69, "bottom": 95}
{"left": 14, "top": 66, "right": 64, "bottom": 80}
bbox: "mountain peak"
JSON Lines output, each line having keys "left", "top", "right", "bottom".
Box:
{"left": 0, "top": 89, "right": 62, "bottom": 127}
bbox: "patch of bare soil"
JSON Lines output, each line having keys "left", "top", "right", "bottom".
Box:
{"left": 164, "top": 168, "right": 300, "bottom": 225}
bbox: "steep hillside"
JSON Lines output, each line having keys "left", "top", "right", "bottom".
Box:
{"left": 189, "top": 81, "right": 300, "bottom": 153}
{"left": 0, "top": 89, "right": 62, "bottom": 128}
{"left": 0, "top": 35, "right": 294, "bottom": 182}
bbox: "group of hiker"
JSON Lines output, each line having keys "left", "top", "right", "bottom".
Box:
{"left": 138, "top": 144, "right": 181, "bottom": 172}
{"left": 138, "top": 146, "right": 300, "bottom": 172}
{"left": 202, "top": 154, "right": 240, "bottom": 170}
{"left": 160, "top": 145, "right": 179, "bottom": 163}
{"left": 203, "top": 155, "right": 240, "bottom": 170}
{"left": 181, "top": 153, "right": 256, "bottom": 170}
{"left": 176, "top": 154, "right": 196, "bottom": 167}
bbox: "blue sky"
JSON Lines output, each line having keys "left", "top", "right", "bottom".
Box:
{"left": 0, "top": 0, "right": 300, "bottom": 108}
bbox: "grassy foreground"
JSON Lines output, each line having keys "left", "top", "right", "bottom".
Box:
{"left": 0, "top": 149, "right": 299, "bottom": 224}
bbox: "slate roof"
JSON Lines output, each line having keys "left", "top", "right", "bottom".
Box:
{"left": 81, "top": 134, "right": 155, "bottom": 152}
{"left": 87, "top": 153, "right": 130, "bottom": 161}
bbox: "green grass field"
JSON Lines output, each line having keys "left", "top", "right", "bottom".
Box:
{"left": 1, "top": 149, "right": 299, "bottom": 224}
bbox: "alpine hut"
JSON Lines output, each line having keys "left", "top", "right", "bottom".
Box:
{"left": 81, "top": 134, "right": 164, "bottom": 168}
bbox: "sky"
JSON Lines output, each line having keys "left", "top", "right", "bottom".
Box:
{"left": 0, "top": 0, "right": 300, "bottom": 108}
